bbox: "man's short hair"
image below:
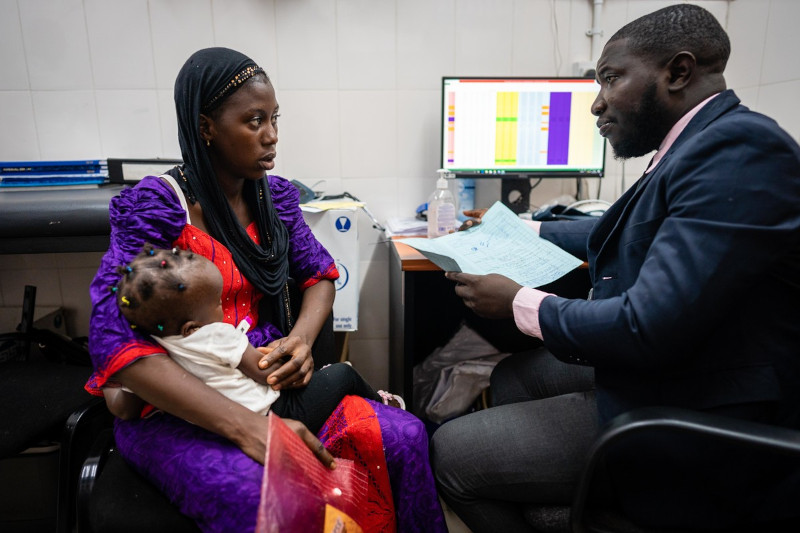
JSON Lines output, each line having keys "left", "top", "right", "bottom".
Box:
{"left": 609, "top": 4, "right": 730, "bottom": 73}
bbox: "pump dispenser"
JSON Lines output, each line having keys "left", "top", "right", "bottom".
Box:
{"left": 427, "top": 170, "right": 456, "bottom": 238}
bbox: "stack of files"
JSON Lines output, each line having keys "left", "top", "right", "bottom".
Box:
{"left": 385, "top": 216, "right": 427, "bottom": 237}
{"left": 0, "top": 160, "right": 109, "bottom": 188}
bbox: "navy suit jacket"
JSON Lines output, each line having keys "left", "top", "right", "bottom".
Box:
{"left": 539, "top": 90, "right": 800, "bottom": 427}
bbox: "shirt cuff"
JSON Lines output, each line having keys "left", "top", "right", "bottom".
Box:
{"left": 523, "top": 219, "right": 542, "bottom": 235}
{"left": 512, "top": 287, "right": 553, "bottom": 340}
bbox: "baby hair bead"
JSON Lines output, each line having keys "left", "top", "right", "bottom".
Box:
{"left": 121, "top": 296, "right": 131, "bottom": 306}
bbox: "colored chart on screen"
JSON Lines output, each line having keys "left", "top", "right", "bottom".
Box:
{"left": 442, "top": 78, "right": 605, "bottom": 176}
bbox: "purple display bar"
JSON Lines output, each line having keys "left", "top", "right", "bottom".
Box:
{"left": 547, "top": 93, "right": 571, "bottom": 165}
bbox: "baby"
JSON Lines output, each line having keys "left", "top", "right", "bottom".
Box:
{"left": 110, "top": 244, "right": 402, "bottom": 425}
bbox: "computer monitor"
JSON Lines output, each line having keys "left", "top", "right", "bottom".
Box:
{"left": 441, "top": 77, "right": 606, "bottom": 211}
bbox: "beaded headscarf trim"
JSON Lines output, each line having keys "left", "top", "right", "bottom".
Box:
{"left": 202, "top": 65, "right": 264, "bottom": 112}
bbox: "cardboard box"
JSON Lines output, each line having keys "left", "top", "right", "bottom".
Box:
{"left": 303, "top": 209, "right": 359, "bottom": 332}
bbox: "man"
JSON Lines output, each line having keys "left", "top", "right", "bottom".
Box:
{"left": 431, "top": 4, "right": 800, "bottom": 532}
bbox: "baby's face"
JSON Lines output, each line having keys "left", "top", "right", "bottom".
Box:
{"left": 186, "top": 256, "right": 225, "bottom": 327}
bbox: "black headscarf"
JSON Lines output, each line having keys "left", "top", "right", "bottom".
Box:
{"left": 168, "top": 47, "right": 292, "bottom": 333}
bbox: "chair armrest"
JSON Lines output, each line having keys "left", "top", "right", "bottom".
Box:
{"left": 58, "top": 397, "right": 113, "bottom": 533}
{"left": 76, "top": 427, "right": 115, "bottom": 532}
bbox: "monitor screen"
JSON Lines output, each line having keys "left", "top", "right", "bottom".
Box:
{"left": 441, "top": 77, "right": 606, "bottom": 178}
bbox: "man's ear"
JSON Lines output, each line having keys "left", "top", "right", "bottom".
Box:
{"left": 666, "top": 51, "right": 696, "bottom": 93}
{"left": 181, "top": 320, "right": 202, "bottom": 337}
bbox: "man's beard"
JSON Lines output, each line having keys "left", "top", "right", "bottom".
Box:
{"left": 611, "top": 82, "right": 673, "bottom": 161}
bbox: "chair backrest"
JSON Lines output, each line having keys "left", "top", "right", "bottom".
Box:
{"left": 570, "top": 407, "right": 800, "bottom": 533}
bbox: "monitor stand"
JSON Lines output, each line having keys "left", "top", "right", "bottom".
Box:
{"left": 501, "top": 178, "right": 531, "bottom": 214}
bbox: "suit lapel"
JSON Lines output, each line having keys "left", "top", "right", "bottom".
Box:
{"left": 589, "top": 168, "right": 654, "bottom": 271}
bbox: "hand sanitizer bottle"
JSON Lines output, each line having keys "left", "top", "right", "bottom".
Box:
{"left": 427, "top": 170, "right": 456, "bottom": 238}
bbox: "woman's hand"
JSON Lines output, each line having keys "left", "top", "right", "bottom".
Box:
{"left": 283, "top": 418, "right": 336, "bottom": 469}
{"left": 257, "top": 337, "right": 314, "bottom": 390}
{"left": 445, "top": 271, "right": 522, "bottom": 319}
{"left": 457, "top": 208, "right": 488, "bottom": 232}
{"left": 237, "top": 414, "right": 335, "bottom": 469}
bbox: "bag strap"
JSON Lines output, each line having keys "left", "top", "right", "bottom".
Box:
{"left": 160, "top": 174, "right": 191, "bottom": 225}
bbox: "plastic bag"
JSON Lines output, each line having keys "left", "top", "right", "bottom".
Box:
{"left": 256, "top": 412, "right": 367, "bottom": 532}
{"left": 412, "top": 322, "right": 509, "bottom": 422}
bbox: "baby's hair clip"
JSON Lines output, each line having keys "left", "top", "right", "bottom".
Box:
{"left": 110, "top": 286, "right": 118, "bottom": 293}
{"left": 157, "top": 324, "right": 164, "bottom": 332}
{"left": 177, "top": 283, "right": 186, "bottom": 291}
{"left": 125, "top": 266, "right": 133, "bottom": 273}
{"left": 130, "top": 324, "right": 137, "bottom": 330}
{"left": 148, "top": 248, "right": 156, "bottom": 256}
{"left": 121, "top": 296, "right": 131, "bottom": 307}
{"left": 172, "top": 247, "right": 179, "bottom": 255}
{"left": 161, "top": 260, "right": 167, "bottom": 268}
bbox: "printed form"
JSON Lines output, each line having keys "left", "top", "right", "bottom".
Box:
{"left": 402, "top": 202, "right": 583, "bottom": 288}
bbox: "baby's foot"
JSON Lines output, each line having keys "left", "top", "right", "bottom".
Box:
{"left": 377, "top": 390, "right": 406, "bottom": 410}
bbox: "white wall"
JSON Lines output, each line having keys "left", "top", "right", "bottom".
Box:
{"left": 1, "top": 0, "right": 798, "bottom": 389}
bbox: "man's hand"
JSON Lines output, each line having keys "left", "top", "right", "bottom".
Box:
{"left": 445, "top": 271, "right": 522, "bottom": 319}
{"left": 257, "top": 337, "right": 314, "bottom": 391}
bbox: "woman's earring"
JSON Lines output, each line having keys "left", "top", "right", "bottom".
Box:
{"left": 206, "top": 139, "right": 211, "bottom": 147}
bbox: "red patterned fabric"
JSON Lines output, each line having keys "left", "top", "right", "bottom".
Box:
{"left": 318, "top": 396, "right": 396, "bottom": 533}
{"left": 174, "top": 223, "right": 264, "bottom": 331}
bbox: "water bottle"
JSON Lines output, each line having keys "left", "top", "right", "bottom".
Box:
{"left": 427, "top": 171, "right": 456, "bottom": 238}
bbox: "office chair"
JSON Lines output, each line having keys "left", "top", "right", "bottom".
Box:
{"left": 77, "top": 421, "right": 200, "bottom": 533}
{"left": 523, "top": 406, "right": 800, "bottom": 533}
{"left": 0, "top": 285, "right": 107, "bottom": 533}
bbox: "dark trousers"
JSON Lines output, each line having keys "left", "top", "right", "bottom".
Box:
{"left": 271, "top": 363, "right": 381, "bottom": 434}
{"left": 431, "top": 348, "right": 597, "bottom": 533}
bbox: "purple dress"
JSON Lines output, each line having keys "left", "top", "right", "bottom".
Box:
{"left": 87, "top": 175, "right": 446, "bottom": 532}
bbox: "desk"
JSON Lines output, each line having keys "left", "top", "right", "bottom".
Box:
{"left": 388, "top": 238, "right": 591, "bottom": 409}
{"left": 0, "top": 185, "right": 125, "bottom": 253}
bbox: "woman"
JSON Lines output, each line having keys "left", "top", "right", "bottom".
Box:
{"left": 87, "top": 47, "right": 445, "bottom": 533}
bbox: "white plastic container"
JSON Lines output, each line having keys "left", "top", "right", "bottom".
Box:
{"left": 427, "top": 172, "right": 456, "bottom": 238}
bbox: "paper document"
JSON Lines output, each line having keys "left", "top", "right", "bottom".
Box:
{"left": 301, "top": 199, "right": 363, "bottom": 212}
{"left": 401, "top": 202, "right": 583, "bottom": 288}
